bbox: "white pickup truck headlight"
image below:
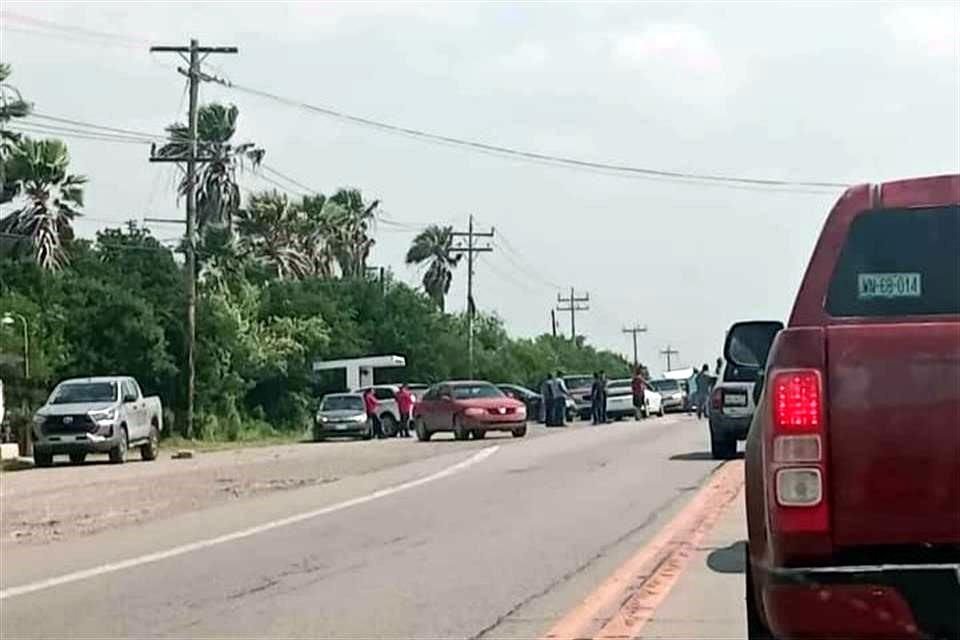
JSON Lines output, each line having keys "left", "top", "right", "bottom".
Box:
{"left": 90, "top": 408, "right": 118, "bottom": 425}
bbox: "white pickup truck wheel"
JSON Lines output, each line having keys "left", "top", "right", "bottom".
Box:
{"left": 109, "top": 427, "right": 128, "bottom": 464}
{"left": 140, "top": 425, "right": 159, "bottom": 461}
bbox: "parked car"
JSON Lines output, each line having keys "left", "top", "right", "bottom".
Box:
{"left": 414, "top": 381, "right": 527, "bottom": 440}
{"left": 498, "top": 383, "right": 574, "bottom": 423}
{"left": 354, "top": 384, "right": 402, "bottom": 436}
{"left": 707, "top": 358, "right": 768, "bottom": 459}
{"left": 404, "top": 383, "right": 430, "bottom": 402}
{"left": 742, "top": 174, "right": 959, "bottom": 640}
{"left": 497, "top": 383, "right": 541, "bottom": 421}
{"left": 605, "top": 379, "right": 664, "bottom": 420}
{"left": 32, "top": 376, "right": 162, "bottom": 466}
{"left": 648, "top": 378, "right": 686, "bottom": 412}
{"left": 563, "top": 374, "right": 594, "bottom": 419}
{"left": 313, "top": 393, "right": 371, "bottom": 440}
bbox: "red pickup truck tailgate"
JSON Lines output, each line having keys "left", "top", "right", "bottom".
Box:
{"left": 827, "top": 323, "right": 960, "bottom": 547}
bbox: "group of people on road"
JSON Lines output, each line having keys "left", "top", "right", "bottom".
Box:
{"left": 362, "top": 385, "right": 415, "bottom": 439}
{"left": 693, "top": 364, "right": 715, "bottom": 420}
{"left": 540, "top": 370, "right": 570, "bottom": 426}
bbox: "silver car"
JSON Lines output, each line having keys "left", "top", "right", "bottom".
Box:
{"left": 313, "top": 393, "right": 372, "bottom": 441}
{"left": 649, "top": 379, "right": 687, "bottom": 413}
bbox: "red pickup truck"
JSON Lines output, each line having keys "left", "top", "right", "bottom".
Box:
{"left": 730, "top": 174, "right": 959, "bottom": 639}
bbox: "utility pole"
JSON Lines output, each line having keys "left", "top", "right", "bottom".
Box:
{"left": 660, "top": 345, "right": 679, "bottom": 371}
{"left": 149, "top": 40, "right": 237, "bottom": 439}
{"left": 622, "top": 324, "right": 648, "bottom": 369}
{"left": 557, "top": 288, "right": 589, "bottom": 344}
{"left": 451, "top": 215, "right": 494, "bottom": 377}
{"left": 550, "top": 309, "right": 558, "bottom": 338}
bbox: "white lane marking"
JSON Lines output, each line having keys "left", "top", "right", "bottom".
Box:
{"left": 1, "top": 445, "right": 499, "bottom": 600}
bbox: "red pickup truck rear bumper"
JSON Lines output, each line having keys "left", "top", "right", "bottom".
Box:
{"left": 759, "top": 563, "right": 960, "bottom": 639}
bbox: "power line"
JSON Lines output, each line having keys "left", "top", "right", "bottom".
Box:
{"left": 0, "top": 230, "right": 180, "bottom": 253}
{"left": 207, "top": 81, "right": 849, "bottom": 193}
{"left": 494, "top": 237, "right": 564, "bottom": 290}
{"left": 479, "top": 254, "right": 544, "bottom": 296}
{"left": 0, "top": 10, "right": 151, "bottom": 46}
{"left": 26, "top": 113, "right": 166, "bottom": 141}
{"left": 4, "top": 12, "right": 850, "bottom": 194}
{"left": 7, "top": 124, "right": 153, "bottom": 146}
{"left": 13, "top": 121, "right": 156, "bottom": 144}
{"left": 260, "top": 164, "right": 318, "bottom": 195}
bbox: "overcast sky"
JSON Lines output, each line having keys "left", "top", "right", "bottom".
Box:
{"left": 3, "top": 1, "right": 958, "bottom": 374}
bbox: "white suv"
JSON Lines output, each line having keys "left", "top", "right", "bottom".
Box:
{"left": 707, "top": 362, "right": 759, "bottom": 459}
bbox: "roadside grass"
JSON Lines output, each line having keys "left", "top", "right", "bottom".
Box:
{"left": 161, "top": 430, "right": 307, "bottom": 453}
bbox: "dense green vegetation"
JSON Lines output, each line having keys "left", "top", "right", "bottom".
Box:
{"left": 0, "top": 64, "right": 634, "bottom": 440}
{"left": 0, "top": 232, "right": 632, "bottom": 438}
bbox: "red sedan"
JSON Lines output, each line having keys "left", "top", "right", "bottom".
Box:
{"left": 413, "top": 381, "right": 527, "bottom": 441}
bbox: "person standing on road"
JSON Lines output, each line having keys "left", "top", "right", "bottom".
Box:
{"left": 695, "top": 364, "right": 711, "bottom": 420}
{"left": 552, "top": 370, "right": 568, "bottom": 426}
{"left": 597, "top": 370, "right": 608, "bottom": 424}
{"left": 540, "top": 373, "right": 554, "bottom": 425}
{"left": 395, "top": 384, "right": 413, "bottom": 438}
{"left": 363, "top": 388, "right": 384, "bottom": 439}
{"left": 632, "top": 367, "right": 648, "bottom": 420}
{"left": 590, "top": 372, "right": 602, "bottom": 424}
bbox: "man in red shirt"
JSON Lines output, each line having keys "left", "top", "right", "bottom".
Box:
{"left": 631, "top": 368, "right": 647, "bottom": 419}
{"left": 395, "top": 385, "right": 414, "bottom": 438}
{"left": 363, "top": 388, "right": 383, "bottom": 439}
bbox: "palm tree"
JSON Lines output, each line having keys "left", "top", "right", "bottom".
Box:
{"left": 156, "top": 103, "right": 264, "bottom": 233}
{"left": 1, "top": 63, "right": 34, "bottom": 203}
{"left": 298, "top": 194, "right": 337, "bottom": 278}
{"left": 326, "top": 188, "right": 379, "bottom": 278}
{"left": 0, "top": 138, "right": 86, "bottom": 270}
{"left": 235, "top": 190, "right": 310, "bottom": 280}
{"left": 405, "top": 225, "right": 462, "bottom": 311}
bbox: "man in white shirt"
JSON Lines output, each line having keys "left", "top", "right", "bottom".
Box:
{"left": 551, "top": 371, "right": 568, "bottom": 426}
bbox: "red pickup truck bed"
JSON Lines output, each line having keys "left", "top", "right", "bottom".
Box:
{"left": 745, "top": 174, "right": 960, "bottom": 640}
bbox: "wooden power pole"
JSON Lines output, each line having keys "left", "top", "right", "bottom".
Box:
{"left": 622, "top": 324, "right": 648, "bottom": 369}
{"left": 557, "top": 288, "right": 589, "bottom": 344}
{"left": 660, "top": 345, "right": 679, "bottom": 371}
{"left": 149, "top": 39, "right": 237, "bottom": 438}
{"left": 451, "top": 215, "right": 493, "bottom": 378}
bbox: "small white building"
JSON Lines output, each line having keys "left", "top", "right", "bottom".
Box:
{"left": 312, "top": 354, "right": 406, "bottom": 391}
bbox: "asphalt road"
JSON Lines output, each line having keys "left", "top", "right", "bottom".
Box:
{"left": 1, "top": 415, "right": 724, "bottom": 639}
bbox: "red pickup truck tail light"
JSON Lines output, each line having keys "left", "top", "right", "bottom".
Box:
{"left": 773, "top": 370, "right": 822, "bottom": 430}
{"left": 710, "top": 388, "right": 722, "bottom": 410}
{"left": 769, "top": 369, "right": 829, "bottom": 531}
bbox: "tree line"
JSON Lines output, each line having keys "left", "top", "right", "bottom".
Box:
{"left": 0, "top": 63, "right": 633, "bottom": 440}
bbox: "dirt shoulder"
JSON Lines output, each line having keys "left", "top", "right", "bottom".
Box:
{"left": 0, "top": 434, "right": 507, "bottom": 548}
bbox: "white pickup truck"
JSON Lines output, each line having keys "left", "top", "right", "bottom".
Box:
{"left": 32, "top": 376, "right": 162, "bottom": 466}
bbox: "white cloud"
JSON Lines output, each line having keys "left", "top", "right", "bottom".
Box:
{"left": 886, "top": 4, "right": 960, "bottom": 59}
{"left": 613, "top": 23, "right": 722, "bottom": 75}
{"left": 499, "top": 41, "right": 550, "bottom": 72}
{"left": 608, "top": 23, "right": 738, "bottom": 103}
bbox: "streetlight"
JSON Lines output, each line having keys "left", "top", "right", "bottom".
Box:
{"left": 1, "top": 312, "right": 28, "bottom": 379}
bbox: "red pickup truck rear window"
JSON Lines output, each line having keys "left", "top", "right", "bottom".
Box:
{"left": 826, "top": 206, "right": 960, "bottom": 317}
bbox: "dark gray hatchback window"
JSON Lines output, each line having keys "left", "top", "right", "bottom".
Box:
{"left": 826, "top": 206, "right": 960, "bottom": 317}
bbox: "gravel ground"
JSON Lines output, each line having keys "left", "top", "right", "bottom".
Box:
{"left": 0, "top": 426, "right": 558, "bottom": 547}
